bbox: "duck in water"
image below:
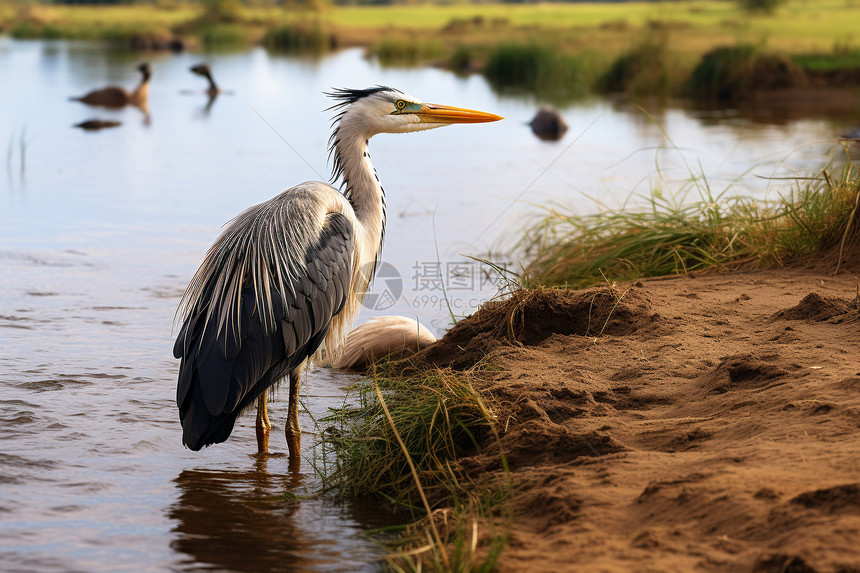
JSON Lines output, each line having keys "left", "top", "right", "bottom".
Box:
{"left": 71, "top": 63, "right": 151, "bottom": 110}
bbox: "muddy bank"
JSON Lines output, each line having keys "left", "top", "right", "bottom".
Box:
{"left": 408, "top": 264, "right": 860, "bottom": 572}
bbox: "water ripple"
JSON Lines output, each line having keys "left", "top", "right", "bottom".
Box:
{"left": 0, "top": 453, "right": 60, "bottom": 485}
{"left": 0, "top": 250, "right": 94, "bottom": 268}
{"left": 16, "top": 379, "right": 93, "bottom": 392}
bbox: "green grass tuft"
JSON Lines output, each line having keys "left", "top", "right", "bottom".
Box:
{"left": 448, "top": 44, "right": 476, "bottom": 74}
{"left": 11, "top": 20, "right": 61, "bottom": 39}
{"left": 194, "top": 23, "right": 247, "bottom": 48}
{"left": 687, "top": 43, "right": 807, "bottom": 100}
{"left": 316, "top": 365, "right": 509, "bottom": 571}
{"left": 319, "top": 366, "right": 496, "bottom": 505}
{"left": 368, "top": 37, "right": 446, "bottom": 67}
{"left": 599, "top": 32, "right": 684, "bottom": 96}
{"left": 520, "top": 161, "right": 860, "bottom": 288}
{"left": 793, "top": 48, "right": 860, "bottom": 72}
{"left": 482, "top": 42, "right": 595, "bottom": 101}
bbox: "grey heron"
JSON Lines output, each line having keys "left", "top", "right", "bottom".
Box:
{"left": 71, "top": 63, "right": 151, "bottom": 109}
{"left": 329, "top": 315, "right": 437, "bottom": 371}
{"left": 173, "top": 86, "right": 502, "bottom": 459}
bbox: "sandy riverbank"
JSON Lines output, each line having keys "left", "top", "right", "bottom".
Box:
{"left": 406, "top": 253, "right": 860, "bottom": 572}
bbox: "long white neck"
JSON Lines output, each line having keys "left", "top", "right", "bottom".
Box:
{"left": 330, "top": 124, "right": 386, "bottom": 273}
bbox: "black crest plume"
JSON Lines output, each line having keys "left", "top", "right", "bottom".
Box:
{"left": 324, "top": 86, "right": 401, "bottom": 111}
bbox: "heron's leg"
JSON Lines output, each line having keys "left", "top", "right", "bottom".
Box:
{"left": 255, "top": 390, "right": 271, "bottom": 454}
{"left": 285, "top": 367, "right": 302, "bottom": 462}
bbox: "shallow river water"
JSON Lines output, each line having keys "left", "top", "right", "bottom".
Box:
{"left": 0, "top": 38, "right": 854, "bottom": 571}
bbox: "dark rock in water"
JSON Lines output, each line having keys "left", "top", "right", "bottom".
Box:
{"left": 529, "top": 106, "right": 568, "bottom": 141}
{"left": 74, "top": 120, "right": 122, "bottom": 131}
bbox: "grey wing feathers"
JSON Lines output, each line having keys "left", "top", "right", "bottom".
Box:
{"left": 175, "top": 212, "right": 355, "bottom": 450}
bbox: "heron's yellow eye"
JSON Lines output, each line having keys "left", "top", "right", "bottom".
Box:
{"left": 395, "top": 100, "right": 406, "bottom": 110}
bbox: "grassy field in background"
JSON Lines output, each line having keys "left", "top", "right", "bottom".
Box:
{"left": 3, "top": 1, "right": 860, "bottom": 54}
{"left": 325, "top": 0, "right": 857, "bottom": 51}
{"left": 3, "top": 2, "right": 859, "bottom": 101}
{"left": 2, "top": 3, "right": 198, "bottom": 32}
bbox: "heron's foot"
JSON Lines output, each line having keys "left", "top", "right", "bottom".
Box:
{"left": 255, "top": 391, "right": 272, "bottom": 454}
{"left": 255, "top": 424, "right": 271, "bottom": 454}
{"left": 285, "top": 424, "right": 301, "bottom": 463}
{"left": 256, "top": 409, "right": 272, "bottom": 454}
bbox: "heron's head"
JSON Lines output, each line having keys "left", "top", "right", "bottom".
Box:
{"left": 327, "top": 86, "right": 502, "bottom": 137}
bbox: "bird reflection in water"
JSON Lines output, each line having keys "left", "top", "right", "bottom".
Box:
{"left": 170, "top": 453, "right": 404, "bottom": 572}
{"left": 169, "top": 458, "right": 319, "bottom": 572}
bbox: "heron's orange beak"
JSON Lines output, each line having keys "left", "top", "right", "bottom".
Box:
{"left": 416, "top": 103, "right": 503, "bottom": 124}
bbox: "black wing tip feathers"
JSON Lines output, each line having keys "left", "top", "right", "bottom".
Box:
{"left": 181, "top": 408, "right": 236, "bottom": 451}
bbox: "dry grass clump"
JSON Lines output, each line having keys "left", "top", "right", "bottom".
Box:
{"left": 384, "top": 502, "right": 508, "bottom": 573}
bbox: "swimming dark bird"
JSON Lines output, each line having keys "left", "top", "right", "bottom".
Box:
{"left": 174, "top": 86, "right": 502, "bottom": 458}
{"left": 190, "top": 63, "right": 220, "bottom": 98}
{"left": 71, "top": 63, "right": 151, "bottom": 109}
{"left": 329, "top": 315, "right": 437, "bottom": 371}
{"left": 188, "top": 63, "right": 226, "bottom": 114}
